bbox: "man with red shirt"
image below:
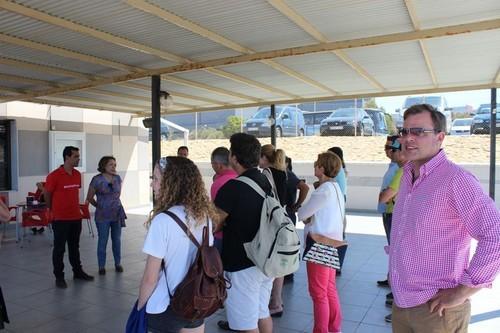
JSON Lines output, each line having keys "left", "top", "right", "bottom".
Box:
{"left": 45, "top": 146, "right": 94, "bottom": 289}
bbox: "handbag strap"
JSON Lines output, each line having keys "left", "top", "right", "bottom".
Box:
{"left": 331, "top": 182, "right": 345, "bottom": 222}
{"left": 164, "top": 210, "right": 200, "bottom": 249}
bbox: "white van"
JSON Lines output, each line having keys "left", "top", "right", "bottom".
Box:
{"left": 402, "top": 95, "right": 453, "bottom": 133}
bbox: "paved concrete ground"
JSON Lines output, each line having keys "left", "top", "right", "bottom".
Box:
{"left": 0, "top": 211, "right": 498, "bottom": 332}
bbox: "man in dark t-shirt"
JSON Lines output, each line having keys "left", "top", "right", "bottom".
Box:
{"left": 214, "top": 133, "right": 273, "bottom": 333}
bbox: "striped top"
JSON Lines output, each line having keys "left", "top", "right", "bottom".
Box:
{"left": 389, "top": 149, "right": 500, "bottom": 308}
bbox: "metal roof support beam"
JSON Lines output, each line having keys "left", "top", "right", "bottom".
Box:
{"left": 162, "top": 76, "right": 263, "bottom": 102}
{"left": 489, "top": 88, "right": 497, "bottom": 199}
{"left": 28, "top": 98, "right": 143, "bottom": 114}
{"left": 267, "top": 0, "right": 385, "bottom": 91}
{"left": 126, "top": 0, "right": 334, "bottom": 94}
{"left": 0, "top": 0, "right": 186, "bottom": 63}
{"left": 0, "top": 33, "right": 137, "bottom": 72}
{"left": 2, "top": 18, "right": 499, "bottom": 103}
{"left": 136, "top": 82, "right": 500, "bottom": 117}
{"left": 0, "top": 0, "right": 298, "bottom": 98}
{"left": 404, "top": 0, "right": 438, "bottom": 87}
{"left": 151, "top": 75, "right": 161, "bottom": 176}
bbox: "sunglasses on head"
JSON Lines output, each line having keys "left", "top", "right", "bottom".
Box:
{"left": 398, "top": 127, "right": 438, "bottom": 137}
{"left": 158, "top": 157, "right": 168, "bottom": 171}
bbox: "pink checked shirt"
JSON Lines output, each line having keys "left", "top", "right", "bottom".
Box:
{"left": 389, "top": 149, "right": 500, "bottom": 308}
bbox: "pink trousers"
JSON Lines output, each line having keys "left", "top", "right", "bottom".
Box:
{"left": 306, "top": 262, "right": 342, "bottom": 333}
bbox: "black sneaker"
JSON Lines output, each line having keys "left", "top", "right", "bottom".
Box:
{"left": 55, "top": 279, "right": 67, "bottom": 289}
{"left": 385, "top": 299, "right": 393, "bottom": 307}
{"left": 115, "top": 265, "right": 124, "bottom": 273}
{"left": 386, "top": 292, "right": 393, "bottom": 300}
{"left": 385, "top": 314, "right": 392, "bottom": 323}
{"left": 74, "top": 271, "right": 94, "bottom": 281}
{"left": 98, "top": 268, "right": 106, "bottom": 275}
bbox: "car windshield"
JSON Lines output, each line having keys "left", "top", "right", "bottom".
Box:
{"left": 252, "top": 107, "right": 283, "bottom": 119}
{"left": 404, "top": 97, "right": 424, "bottom": 108}
{"left": 453, "top": 119, "right": 472, "bottom": 126}
{"left": 477, "top": 107, "right": 490, "bottom": 114}
{"left": 332, "top": 108, "right": 358, "bottom": 117}
{"left": 423, "top": 96, "right": 442, "bottom": 108}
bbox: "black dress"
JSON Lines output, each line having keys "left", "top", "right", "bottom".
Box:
{"left": 0, "top": 286, "right": 8, "bottom": 329}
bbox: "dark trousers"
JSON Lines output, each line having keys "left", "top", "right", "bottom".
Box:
{"left": 52, "top": 220, "right": 83, "bottom": 279}
{"left": 382, "top": 213, "right": 393, "bottom": 244}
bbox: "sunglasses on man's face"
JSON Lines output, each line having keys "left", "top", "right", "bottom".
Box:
{"left": 398, "top": 127, "right": 438, "bottom": 137}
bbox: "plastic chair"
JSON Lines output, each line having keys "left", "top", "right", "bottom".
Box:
{"left": 21, "top": 208, "right": 51, "bottom": 247}
{"left": 80, "top": 202, "right": 95, "bottom": 238}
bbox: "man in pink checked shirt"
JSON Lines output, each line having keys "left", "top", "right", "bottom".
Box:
{"left": 210, "top": 147, "right": 237, "bottom": 253}
{"left": 389, "top": 104, "right": 500, "bottom": 333}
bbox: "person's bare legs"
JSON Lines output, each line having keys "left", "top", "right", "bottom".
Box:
{"left": 258, "top": 316, "right": 273, "bottom": 333}
{"left": 181, "top": 324, "right": 204, "bottom": 333}
{"left": 269, "top": 277, "right": 284, "bottom": 314}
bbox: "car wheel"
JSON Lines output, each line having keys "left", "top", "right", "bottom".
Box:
{"left": 161, "top": 133, "right": 168, "bottom": 141}
{"left": 276, "top": 127, "right": 282, "bottom": 138}
{"left": 299, "top": 128, "right": 304, "bottom": 137}
{"left": 359, "top": 125, "right": 364, "bottom": 136}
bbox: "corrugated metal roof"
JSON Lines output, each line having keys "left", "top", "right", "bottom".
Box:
{"left": 344, "top": 41, "right": 433, "bottom": 89}
{"left": 416, "top": 0, "right": 500, "bottom": 29}
{"left": 17, "top": 0, "right": 241, "bottom": 62}
{"left": 425, "top": 29, "right": 500, "bottom": 85}
{"left": 286, "top": 0, "right": 414, "bottom": 41}
{"left": 148, "top": 0, "right": 318, "bottom": 51}
{"left": 273, "top": 53, "right": 378, "bottom": 94}
{"left": 219, "top": 61, "right": 325, "bottom": 97}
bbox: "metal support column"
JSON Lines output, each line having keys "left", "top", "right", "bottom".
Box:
{"left": 151, "top": 75, "right": 161, "bottom": 172}
{"left": 489, "top": 88, "right": 497, "bottom": 199}
{"left": 270, "top": 104, "right": 276, "bottom": 147}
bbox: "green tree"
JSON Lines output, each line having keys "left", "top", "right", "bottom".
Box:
{"left": 364, "top": 98, "right": 378, "bottom": 109}
{"left": 222, "top": 115, "right": 243, "bottom": 138}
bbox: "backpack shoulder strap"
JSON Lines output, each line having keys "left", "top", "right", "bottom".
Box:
{"left": 262, "top": 168, "right": 280, "bottom": 202}
{"left": 236, "top": 176, "right": 266, "bottom": 199}
{"left": 164, "top": 210, "right": 200, "bottom": 248}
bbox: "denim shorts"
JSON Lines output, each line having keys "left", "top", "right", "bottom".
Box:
{"left": 146, "top": 306, "right": 203, "bottom": 333}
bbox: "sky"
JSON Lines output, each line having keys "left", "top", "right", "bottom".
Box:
{"left": 376, "top": 89, "right": 496, "bottom": 113}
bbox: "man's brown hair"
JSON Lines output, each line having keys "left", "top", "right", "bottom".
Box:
{"left": 403, "top": 103, "right": 446, "bottom": 133}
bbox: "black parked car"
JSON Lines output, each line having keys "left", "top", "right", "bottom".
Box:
{"left": 320, "top": 108, "right": 375, "bottom": 136}
{"left": 471, "top": 103, "right": 500, "bottom": 134}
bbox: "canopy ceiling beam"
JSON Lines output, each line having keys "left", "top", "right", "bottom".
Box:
{"left": 2, "top": 18, "right": 499, "bottom": 103}
{"left": 125, "top": 0, "right": 334, "bottom": 94}
{"left": 161, "top": 76, "right": 264, "bottom": 102}
{"left": 0, "top": 33, "right": 137, "bottom": 72}
{"left": 0, "top": 73, "right": 60, "bottom": 87}
{"left": 0, "top": 0, "right": 298, "bottom": 98}
{"left": 404, "top": 0, "right": 438, "bottom": 87}
{"left": 267, "top": 0, "right": 385, "bottom": 91}
{"left": 28, "top": 97, "right": 144, "bottom": 114}
{"left": 0, "top": 56, "right": 97, "bottom": 81}
{"left": 0, "top": 56, "right": 229, "bottom": 106}
{"left": 138, "top": 82, "right": 500, "bottom": 117}
{"left": 494, "top": 67, "right": 500, "bottom": 83}
{"left": 204, "top": 68, "right": 299, "bottom": 98}
{"left": 0, "top": 0, "right": 186, "bottom": 64}
{"left": 0, "top": 85, "right": 26, "bottom": 94}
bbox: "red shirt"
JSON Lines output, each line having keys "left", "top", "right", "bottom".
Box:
{"left": 45, "top": 166, "right": 81, "bottom": 221}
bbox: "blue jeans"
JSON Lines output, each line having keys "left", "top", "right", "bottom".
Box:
{"left": 96, "top": 221, "right": 121, "bottom": 268}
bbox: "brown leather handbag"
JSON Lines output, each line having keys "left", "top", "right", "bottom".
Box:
{"left": 164, "top": 211, "right": 230, "bottom": 321}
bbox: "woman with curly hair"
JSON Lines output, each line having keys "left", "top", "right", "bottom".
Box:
{"left": 137, "top": 157, "right": 216, "bottom": 333}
